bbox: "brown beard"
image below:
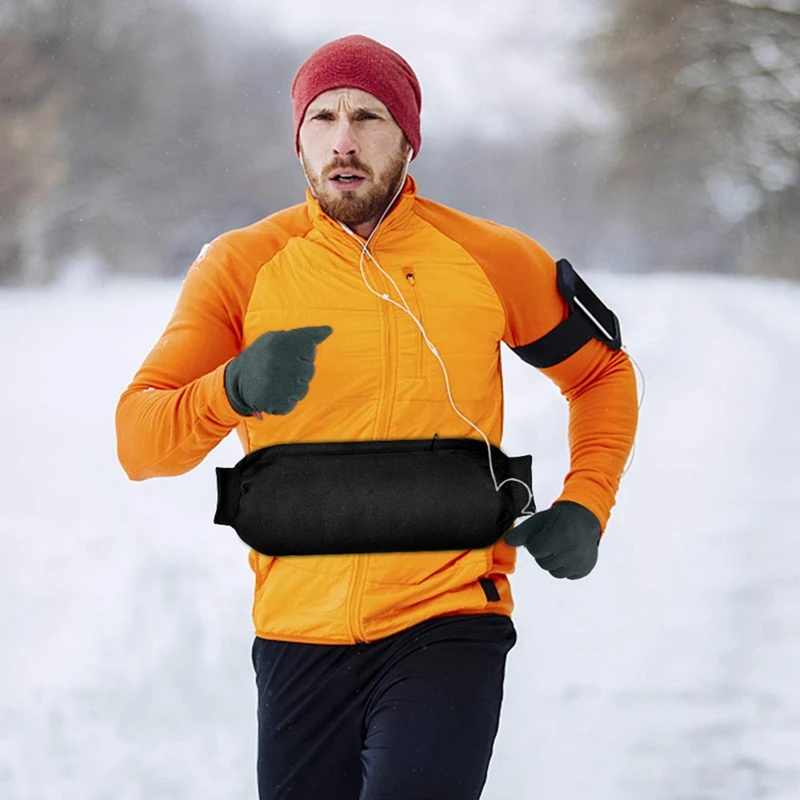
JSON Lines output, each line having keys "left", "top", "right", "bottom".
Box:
{"left": 301, "top": 149, "right": 408, "bottom": 228}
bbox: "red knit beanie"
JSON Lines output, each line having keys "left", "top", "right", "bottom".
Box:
{"left": 291, "top": 35, "right": 422, "bottom": 160}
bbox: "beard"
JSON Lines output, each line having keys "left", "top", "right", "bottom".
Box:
{"left": 300, "top": 147, "right": 408, "bottom": 228}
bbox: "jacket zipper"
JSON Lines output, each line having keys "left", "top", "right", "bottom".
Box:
{"left": 373, "top": 265, "right": 400, "bottom": 435}
{"left": 345, "top": 258, "right": 400, "bottom": 644}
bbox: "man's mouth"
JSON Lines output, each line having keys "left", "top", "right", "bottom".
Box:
{"left": 330, "top": 173, "right": 366, "bottom": 184}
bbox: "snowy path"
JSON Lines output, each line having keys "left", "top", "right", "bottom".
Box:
{"left": 1, "top": 273, "right": 799, "bottom": 799}
{"left": 492, "top": 275, "right": 800, "bottom": 799}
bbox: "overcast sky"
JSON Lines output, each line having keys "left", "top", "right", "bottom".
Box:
{"left": 192, "top": 0, "right": 608, "bottom": 140}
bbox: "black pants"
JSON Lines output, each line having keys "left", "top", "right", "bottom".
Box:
{"left": 252, "top": 612, "right": 517, "bottom": 800}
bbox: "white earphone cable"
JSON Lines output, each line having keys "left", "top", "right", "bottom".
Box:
{"left": 619, "top": 345, "right": 645, "bottom": 477}
{"left": 336, "top": 161, "right": 536, "bottom": 519}
{"left": 302, "top": 154, "right": 644, "bottom": 517}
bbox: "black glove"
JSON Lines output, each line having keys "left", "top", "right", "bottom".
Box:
{"left": 503, "top": 500, "right": 601, "bottom": 579}
{"left": 224, "top": 326, "right": 333, "bottom": 416}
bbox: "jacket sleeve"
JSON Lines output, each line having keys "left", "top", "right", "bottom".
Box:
{"left": 541, "top": 342, "right": 638, "bottom": 533}
{"left": 473, "top": 227, "right": 638, "bottom": 531}
{"left": 115, "top": 239, "right": 248, "bottom": 481}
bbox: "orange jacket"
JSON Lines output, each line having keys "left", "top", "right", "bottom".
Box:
{"left": 116, "top": 176, "right": 638, "bottom": 645}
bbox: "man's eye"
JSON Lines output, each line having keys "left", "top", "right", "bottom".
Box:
{"left": 312, "top": 113, "right": 334, "bottom": 121}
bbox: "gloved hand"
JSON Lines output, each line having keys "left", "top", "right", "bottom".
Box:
{"left": 503, "top": 500, "right": 601, "bottom": 579}
{"left": 224, "top": 326, "right": 333, "bottom": 416}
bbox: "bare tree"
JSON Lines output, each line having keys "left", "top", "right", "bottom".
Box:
{"left": 0, "top": 13, "right": 72, "bottom": 283}
{"left": 585, "top": 0, "right": 800, "bottom": 277}
{"left": 0, "top": 0, "right": 307, "bottom": 285}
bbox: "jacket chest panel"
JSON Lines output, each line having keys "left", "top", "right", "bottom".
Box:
{"left": 240, "top": 234, "right": 505, "bottom": 451}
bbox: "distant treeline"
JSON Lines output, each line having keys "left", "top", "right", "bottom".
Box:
{"left": 1, "top": 0, "right": 797, "bottom": 285}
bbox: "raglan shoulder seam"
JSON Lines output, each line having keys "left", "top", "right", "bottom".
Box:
{"left": 207, "top": 205, "right": 316, "bottom": 329}
{"left": 411, "top": 200, "right": 514, "bottom": 343}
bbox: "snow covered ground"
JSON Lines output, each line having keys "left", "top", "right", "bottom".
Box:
{"left": 2, "top": 269, "right": 799, "bottom": 799}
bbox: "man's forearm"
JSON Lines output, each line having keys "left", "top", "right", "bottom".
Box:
{"left": 555, "top": 348, "right": 639, "bottom": 530}
{"left": 116, "top": 360, "right": 241, "bottom": 481}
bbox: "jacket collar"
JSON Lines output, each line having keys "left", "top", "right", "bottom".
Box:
{"left": 305, "top": 175, "right": 418, "bottom": 248}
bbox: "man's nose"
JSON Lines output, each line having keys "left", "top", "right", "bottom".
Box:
{"left": 332, "top": 122, "right": 358, "bottom": 157}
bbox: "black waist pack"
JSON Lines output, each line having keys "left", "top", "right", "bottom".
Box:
{"left": 214, "top": 437, "right": 534, "bottom": 556}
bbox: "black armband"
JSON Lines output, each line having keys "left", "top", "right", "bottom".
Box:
{"left": 512, "top": 259, "right": 622, "bottom": 369}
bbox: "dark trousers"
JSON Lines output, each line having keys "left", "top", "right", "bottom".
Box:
{"left": 252, "top": 612, "right": 517, "bottom": 800}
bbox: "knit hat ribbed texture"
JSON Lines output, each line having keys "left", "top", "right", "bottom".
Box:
{"left": 291, "top": 35, "right": 422, "bottom": 160}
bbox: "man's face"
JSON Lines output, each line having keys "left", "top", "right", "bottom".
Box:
{"left": 298, "top": 88, "right": 411, "bottom": 231}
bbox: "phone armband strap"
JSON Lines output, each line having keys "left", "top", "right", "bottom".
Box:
{"left": 513, "top": 259, "right": 622, "bottom": 369}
